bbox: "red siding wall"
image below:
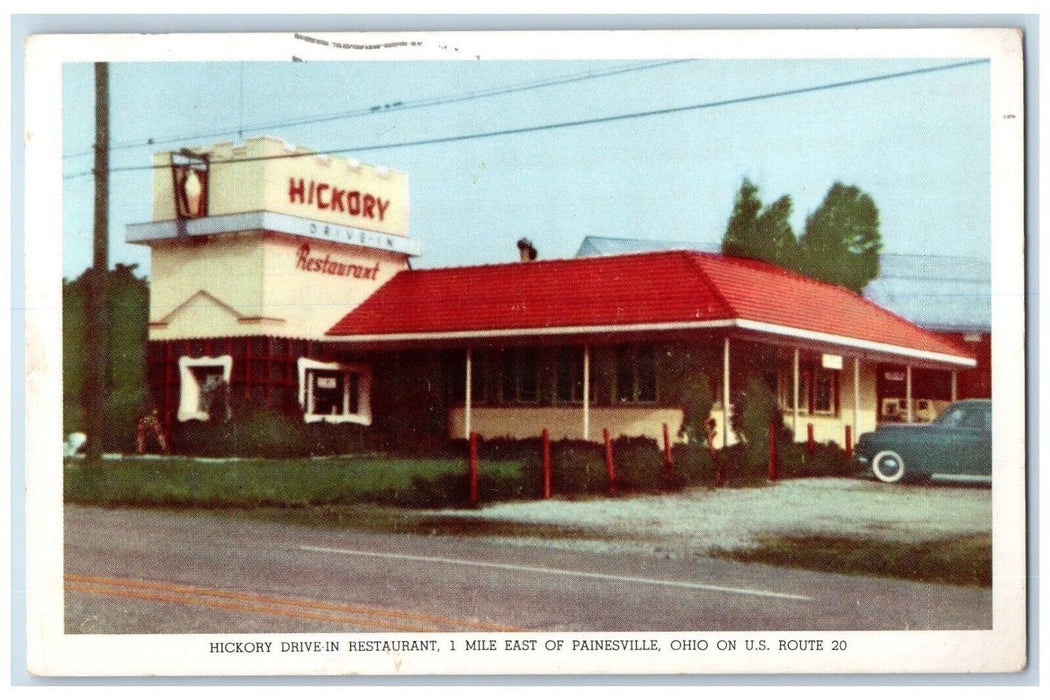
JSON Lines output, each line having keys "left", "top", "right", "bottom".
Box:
{"left": 146, "top": 337, "right": 335, "bottom": 431}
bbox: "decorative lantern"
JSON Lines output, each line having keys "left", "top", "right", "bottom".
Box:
{"left": 171, "top": 150, "right": 210, "bottom": 220}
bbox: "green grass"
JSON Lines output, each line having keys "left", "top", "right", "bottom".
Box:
{"left": 711, "top": 533, "right": 991, "bottom": 587}
{"left": 64, "top": 456, "right": 523, "bottom": 509}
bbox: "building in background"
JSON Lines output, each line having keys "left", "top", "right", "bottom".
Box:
{"left": 863, "top": 253, "right": 991, "bottom": 421}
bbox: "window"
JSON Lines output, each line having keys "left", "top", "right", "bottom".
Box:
{"left": 812, "top": 371, "right": 834, "bottom": 413}
{"left": 500, "top": 348, "right": 538, "bottom": 403}
{"left": 615, "top": 344, "right": 657, "bottom": 404}
{"left": 177, "top": 355, "right": 233, "bottom": 421}
{"left": 778, "top": 365, "right": 838, "bottom": 414}
{"left": 555, "top": 346, "right": 593, "bottom": 403}
{"left": 777, "top": 367, "right": 806, "bottom": 411}
{"left": 810, "top": 368, "right": 839, "bottom": 415}
{"left": 297, "top": 358, "right": 371, "bottom": 425}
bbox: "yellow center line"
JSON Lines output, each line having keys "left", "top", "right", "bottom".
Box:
{"left": 65, "top": 574, "right": 523, "bottom": 632}
{"left": 66, "top": 582, "right": 442, "bottom": 632}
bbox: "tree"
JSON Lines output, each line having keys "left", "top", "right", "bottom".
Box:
{"left": 64, "top": 264, "right": 151, "bottom": 453}
{"left": 756, "top": 194, "right": 800, "bottom": 271}
{"left": 721, "top": 179, "right": 798, "bottom": 269}
{"left": 729, "top": 376, "right": 788, "bottom": 472}
{"left": 798, "top": 182, "right": 882, "bottom": 293}
{"left": 721, "top": 179, "right": 762, "bottom": 259}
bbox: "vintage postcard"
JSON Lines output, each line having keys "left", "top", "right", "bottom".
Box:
{"left": 24, "top": 27, "right": 1026, "bottom": 676}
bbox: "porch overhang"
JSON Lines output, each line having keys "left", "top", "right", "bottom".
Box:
{"left": 324, "top": 316, "right": 976, "bottom": 370}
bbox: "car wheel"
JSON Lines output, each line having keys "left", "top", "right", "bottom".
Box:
{"left": 872, "top": 450, "right": 906, "bottom": 483}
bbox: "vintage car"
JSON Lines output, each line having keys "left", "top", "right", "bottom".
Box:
{"left": 855, "top": 399, "right": 992, "bottom": 484}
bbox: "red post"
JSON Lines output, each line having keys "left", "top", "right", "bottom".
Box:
{"left": 603, "top": 428, "right": 617, "bottom": 496}
{"left": 807, "top": 423, "right": 815, "bottom": 455}
{"left": 768, "top": 421, "right": 778, "bottom": 481}
{"left": 541, "top": 428, "right": 551, "bottom": 499}
{"left": 845, "top": 425, "right": 853, "bottom": 460}
{"left": 468, "top": 432, "right": 479, "bottom": 506}
{"left": 662, "top": 423, "right": 673, "bottom": 480}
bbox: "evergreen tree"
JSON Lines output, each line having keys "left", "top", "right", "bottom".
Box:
{"left": 756, "top": 194, "right": 799, "bottom": 271}
{"left": 798, "top": 182, "right": 882, "bottom": 293}
{"left": 721, "top": 179, "right": 798, "bottom": 269}
{"left": 721, "top": 179, "right": 763, "bottom": 260}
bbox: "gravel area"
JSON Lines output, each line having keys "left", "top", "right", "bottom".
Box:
{"left": 432, "top": 478, "right": 992, "bottom": 557}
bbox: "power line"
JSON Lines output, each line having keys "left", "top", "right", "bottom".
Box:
{"left": 63, "top": 58, "right": 987, "bottom": 181}
{"left": 63, "top": 59, "right": 694, "bottom": 159}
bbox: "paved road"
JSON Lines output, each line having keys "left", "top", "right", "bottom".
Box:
{"left": 64, "top": 505, "right": 992, "bottom": 634}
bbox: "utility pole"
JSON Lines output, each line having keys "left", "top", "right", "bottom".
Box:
{"left": 84, "top": 62, "right": 109, "bottom": 463}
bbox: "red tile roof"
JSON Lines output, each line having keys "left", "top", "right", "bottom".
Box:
{"left": 326, "top": 250, "right": 974, "bottom": 365}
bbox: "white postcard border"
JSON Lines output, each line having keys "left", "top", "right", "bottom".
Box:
{"left": 24, "top": 27, "right": 1027, "bottom": 676}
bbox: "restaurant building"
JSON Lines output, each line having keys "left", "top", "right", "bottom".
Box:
{"left": 578, "top": 236, "right": 992, "bottom": 424}
{"left": 128, "top": 138, "right": 977, "bottom": 450}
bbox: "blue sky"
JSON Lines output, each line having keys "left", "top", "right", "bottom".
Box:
{"left": 61, "top": 57, "right": 990, "bottom": 279}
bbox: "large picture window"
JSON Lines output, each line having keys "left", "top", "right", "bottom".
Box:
{"left": 297, "top": 358, "right": 372, "bottom": 425}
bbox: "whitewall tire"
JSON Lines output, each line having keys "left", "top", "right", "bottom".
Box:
{"left": 872, "top": 450, "right": 906, "bottom": 483}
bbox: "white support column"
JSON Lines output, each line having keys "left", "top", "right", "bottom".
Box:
{"left": 723, "top": 337, "right": 731, "bottom": 448}
{"left": 951, "top": 370, "right": 958, "bottom": 402}
{"left": 792, "top": 347, "right": 800, "bottom": 439}
{"left": 464, "top": 348, "right": 472, "bottom": 439}
{"left": 343, "top": 371, "right": 351, "bottom": 416}
{"left": 583, "top": 343, "right": 591, "bottom": 441}
{"left": 853, "top": 356, "right": 861, "bottom": 444}
{"left": 905, "top": 364, "right": 913, "bottom": 423}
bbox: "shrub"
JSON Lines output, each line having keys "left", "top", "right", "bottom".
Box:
{"left": 470, "top": 435, "right": 721, "bottom": 497}
{"left": 300, "top": 422, "right": 386, "bottom": 456}
{"left": 228, "top": 403, "right": 309, "bottom": 459}
{"left": 669, "top": 443, "right": 717, "bottom": 487}
{"left": 172, "top": 419, "right": 237, "bottom": 457}
{"left": 170, "top": 401, "right": 391, "bottom": 458}
{"left": 478, "top": 437, "right": 542, "bottom": 467}
{"left": 103, "top": 384, "right": 151, "bottom": 453}
{"left": 477, "top": 437, "right": 543, "bottom": 497}
{"left": 777, "top": 441, "right": 852, "bottom": 479}
{"left": 715, "top": 437, "right": 852, "bottom": 485}
{"left": 675, "top": 373, "right": 716, "bottom": 445}
{"left": 718, "top": 443, "right": 770, "bottom": 486}
{"left": 729, "top": 376, "right": 793, "bottom": 476}
{"left": 611, "top": 436, "right": 667, "bottom": 493}
{"left": 550, "top": 439, "right": 608, "bottom": 495}
{"left": 490, "top": 437, "right": 608, "bottom": 497}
